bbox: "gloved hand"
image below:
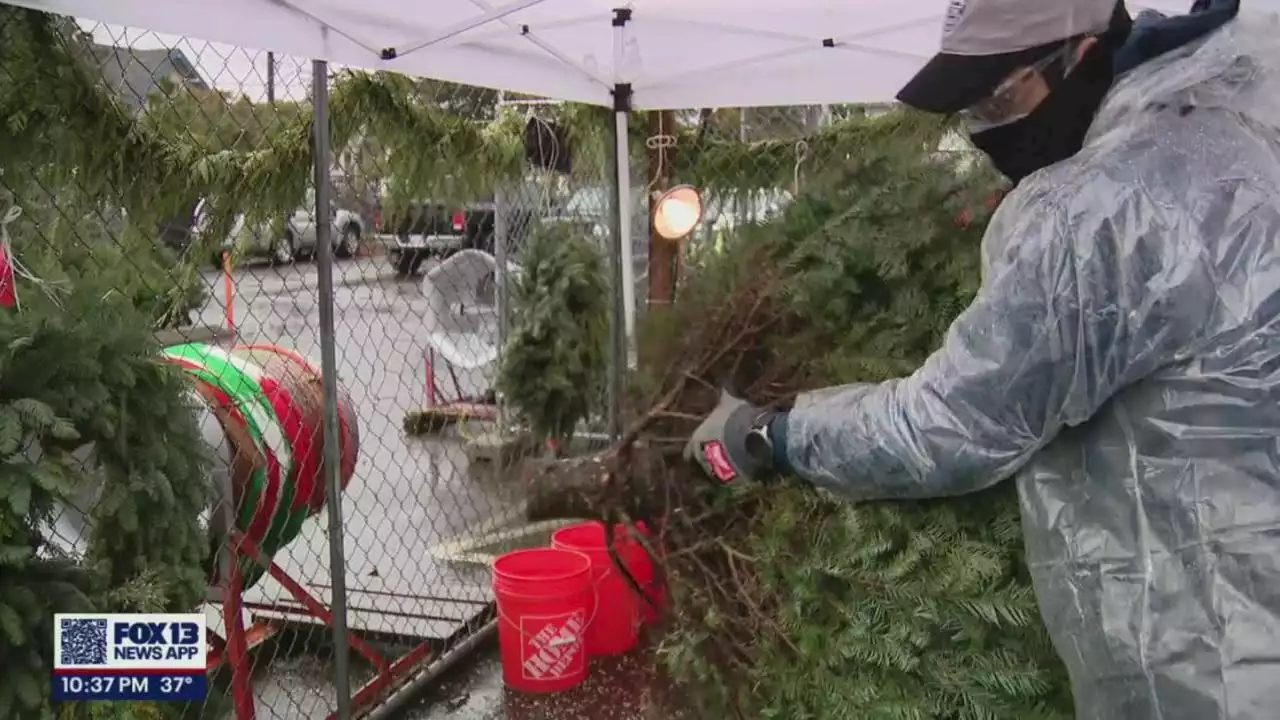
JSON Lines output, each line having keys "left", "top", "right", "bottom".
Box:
{"left": 683, "top": 390, "right": 783, "bottom": 484}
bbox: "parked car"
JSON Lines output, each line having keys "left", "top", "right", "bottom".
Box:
{"left": 386, "top": 200, "right": 503, "bottom": 276}
{"left": 197, "top": 188, "right": 365, "bottom": 266}
{"left": 157, "top": 198, "right": 202, "bottom": 254}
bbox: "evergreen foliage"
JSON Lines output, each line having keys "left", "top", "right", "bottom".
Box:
{"left": 497, "top": 224, "right": 610, "bottom": 446}
{"left": 0, "top": 7, "right": 1070, "bottom": 718}
{"left": 0, "top": 6, "right": 925, "bottom": 245}
{"left": 618, "top": 112, "right": 1070, "bottom": 718}
{"left": 142, "top": 82, "right": 308, "bottom": 154}
{"left": 0, "top": 10, "right": 213, "bottom": 720}
{"left": 0, "top": 216, "right": 212, "bottom": 717}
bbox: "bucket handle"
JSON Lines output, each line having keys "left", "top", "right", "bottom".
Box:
{"left": 496, "top": 574, "right": 605, "bottom": 645}
{"left": 608, "top": 524, "right": 664, "bottom": 614}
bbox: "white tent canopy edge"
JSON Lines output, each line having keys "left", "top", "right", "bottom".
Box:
{"left": 6, "top": 0, "right": 1231, "bottom": 422}
{"left": 8, "top": 0, "right": 1198, "bottom": 110}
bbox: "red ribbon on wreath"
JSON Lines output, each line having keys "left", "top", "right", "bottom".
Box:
{"left": 0, "top": 207, "right": 20, "bottom": 309}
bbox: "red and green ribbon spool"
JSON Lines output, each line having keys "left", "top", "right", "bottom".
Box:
{"left": 160, "top": 353, "right": 271, "bottom": 588}
{"left": 163, "top": 344, "right": 288, "bottom": 588}
{"left": 161, "top": 341, "right": 360, "bottom": 590}
{"left": 159, "top": 352, "right": 271, "bottom": 536}
{"left": 230, "top": 345, "right": 322, "bottom": 550}
{"left": 166, "top": 344, "right": 297, "bottom": 559}
{"left": 238, "top": 343, "right": 360, "bottom": 509}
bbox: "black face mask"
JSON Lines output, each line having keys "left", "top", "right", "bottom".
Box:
{"left": 967, "top": 43, "right": 1117, "bottom": 184}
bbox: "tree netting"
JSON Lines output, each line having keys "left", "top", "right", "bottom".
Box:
{"left": 516, "top": 111, "right": 1074, "bottom": 719}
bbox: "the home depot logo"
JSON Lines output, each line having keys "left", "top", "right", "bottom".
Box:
{"left": 520, "top": 611, "right": 585, "bottom": 680}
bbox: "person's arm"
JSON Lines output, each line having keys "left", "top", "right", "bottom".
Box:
{"left": 776, "top": 199, "right": 1209, "bottom": 502}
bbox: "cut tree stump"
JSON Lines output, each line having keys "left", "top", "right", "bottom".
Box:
{"left": 517, "top": 444, "right": 669, "bottom": 523}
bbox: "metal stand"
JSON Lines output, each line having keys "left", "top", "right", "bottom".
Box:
{"left": 421, "top": 347, "right": 500, "bottom": 423}
{"left": 205, "top": 529, "right": 482, "bottom": 719}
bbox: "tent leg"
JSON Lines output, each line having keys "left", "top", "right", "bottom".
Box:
{"left": 311, "top": 56, "right": 354, "bottom": 720}
{"left": 615, "top": 112, "right": 635, "bottom": 363}
{"left": 606, "top": 108, "right": 631, "bottom": 439}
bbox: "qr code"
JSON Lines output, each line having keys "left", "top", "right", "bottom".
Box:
{"left": 59, "top": 618, "right": 107, "bottom": 666}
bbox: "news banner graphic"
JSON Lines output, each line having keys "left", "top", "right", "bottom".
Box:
{"left": 53, "top": 613, "right": 208, "bottom": 702}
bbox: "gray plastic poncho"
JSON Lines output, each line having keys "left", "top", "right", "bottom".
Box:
{"left": 784, "top": 12, "right": 1280, "bottom": 719}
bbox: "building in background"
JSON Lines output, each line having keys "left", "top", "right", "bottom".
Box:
{"left": 83, "top": 44, "right": 211, "bottom": 249}
{"left": 89, "top": 44, "right": 209, "bottom": 110}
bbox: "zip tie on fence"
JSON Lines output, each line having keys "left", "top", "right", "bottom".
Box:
{"left": 793, "top": 140, "right": 809, "bottom": 196}
{"left": 644, "top": 134, "right": 677, "bottom": 150}
{"left": 646, "top": 120, "right": 678, "bottom": 196}
{"left": 1, "top": 205, "right": 63, "bottom": 311}
{"left": 455, "top": 406, "right": 485, "bottom": 442}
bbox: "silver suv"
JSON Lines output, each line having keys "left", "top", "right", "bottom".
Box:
{"left": 198, "top": 188, "right": 365, "bottom": 266}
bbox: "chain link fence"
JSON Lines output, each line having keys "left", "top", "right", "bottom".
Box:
{"left": 0, "top": 8, "right": 971, "bottom": 718}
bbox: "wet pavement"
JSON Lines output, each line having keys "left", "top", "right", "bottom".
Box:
{"left": 189, "top": 255, "right": 519, "bottom": 717}
{"left": 187, "top": 255, "right": 675, "bottom": 719}
{"left": 400, "top": 638, "right": 680, "bottom": 720}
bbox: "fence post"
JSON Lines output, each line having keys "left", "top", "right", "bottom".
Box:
{"left": 311, "top": 56, "right": 354, "bottom": 719}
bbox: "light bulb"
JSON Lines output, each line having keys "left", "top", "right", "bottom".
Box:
{"left": 653, "top": 185, "right": 703, "bottom": 240}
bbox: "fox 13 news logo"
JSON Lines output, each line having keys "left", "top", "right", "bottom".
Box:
{"left": 53, "top": 613, "right": 207, "bottom": 702}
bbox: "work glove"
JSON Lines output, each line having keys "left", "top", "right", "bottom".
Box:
{"left": 683, "top": 390, "right": 783, "bottom": 485}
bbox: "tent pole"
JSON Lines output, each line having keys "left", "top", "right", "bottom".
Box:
{"left": 494, "top": 93, "right": 510, "bottom": 354}
{"left": 612, "top": 10, "right": 636, "bottom": 366}
{"left": 606, "top": 98, "right": 629, "bottom": 439}
{"left": 494, "top": 185, "right": 509, "bottom": 349}
{"left": 615, "top": 113, "right": 635, "bottom": 364}
{"left": 606, "top": 7, "right": 636, "bottom": 439}
{"left": 311, "top": 57, "right": 354, "bottom": 719}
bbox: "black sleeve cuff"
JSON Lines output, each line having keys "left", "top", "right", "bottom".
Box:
{"left": 766, "top": 411, "right": 794, "bottom": 475}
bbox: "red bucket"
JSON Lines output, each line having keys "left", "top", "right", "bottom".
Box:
{"left": 492, "top": 548, "right": 593, "bottom": 693}
{"left": 551, "top": 521, "right": 648, "bottom": 655}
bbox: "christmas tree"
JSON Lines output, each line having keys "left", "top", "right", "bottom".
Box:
{"left": 0, "top": 11, "right": 214, "bottom": 719}
{"left": 497, "top": 223, "right": 610, "bottom": 450}
{"left": 522, "top": 111, "right": 1073, "bottom": 718}
{"left": 0, "top": 180, "right": 214, "bottom": 719}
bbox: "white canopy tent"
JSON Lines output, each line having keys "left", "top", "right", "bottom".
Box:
{"left": 15, "top": 0, "right": 1236, "bottom": 389}
{"left": 16, "top": 0, "right": 1206, "bottom": 109}
{"left": 13, "top": 1, "right": 1258, "bottom": 712}
{"left": 14, "top": 0, "right": 1210, "bottom": 362}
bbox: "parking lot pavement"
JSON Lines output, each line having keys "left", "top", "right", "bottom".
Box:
{"left": 189, "top": 256, "right": 520, "bottom": 717}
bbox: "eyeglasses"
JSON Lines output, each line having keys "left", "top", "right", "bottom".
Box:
{"left": 959, "top": 42, "right": 1076, "bottom": 133}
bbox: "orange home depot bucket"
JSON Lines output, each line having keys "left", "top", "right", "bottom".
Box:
{"left": 492, "top": 548, "right": 593, "bottom": 694}
{"left": 551, "top": 521, "right": 647, "bottom": 655}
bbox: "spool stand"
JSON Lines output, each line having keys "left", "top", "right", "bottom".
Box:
{"left": 201, "top": 453, "right": 479, "bottom": 719}
{"left": 426, "top": 346, "right": 500, "bottom": 422}
{"left": 204, "top": 529, "right": 440, "bottom": 719}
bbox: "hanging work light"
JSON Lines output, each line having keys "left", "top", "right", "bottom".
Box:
{"left": 652, "top": 185, "right": 703, "bottom": 240}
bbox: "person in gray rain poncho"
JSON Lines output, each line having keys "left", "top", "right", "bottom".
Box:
{"left": 685, "top": 0, "right": 1280, "bottom": 717}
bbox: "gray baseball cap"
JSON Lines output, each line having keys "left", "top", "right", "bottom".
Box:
{"left": 897, "top": 0, "right": 1131, "bottom": 113}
